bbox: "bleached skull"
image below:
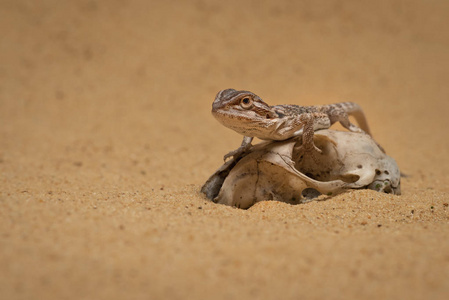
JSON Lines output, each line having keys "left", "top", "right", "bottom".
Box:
{"left": 201, "top": 130, "right": 400, "bottom": 209}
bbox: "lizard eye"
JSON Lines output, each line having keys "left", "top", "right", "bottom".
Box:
{"left": 240, "top": 97, "right": 253, "bottom": 109}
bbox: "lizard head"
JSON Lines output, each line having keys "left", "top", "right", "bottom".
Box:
{"left": 211, "top": 89, "right": 278, "bottom": 137}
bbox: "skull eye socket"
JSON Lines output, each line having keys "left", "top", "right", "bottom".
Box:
{"left": 240, "top": 97, "right": 253, "bottom": 109}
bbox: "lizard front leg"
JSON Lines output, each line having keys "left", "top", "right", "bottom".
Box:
{"left": 223, "top": 136, "right": 253, "bottom": 161}
{"left": 294, "top": 112, "right": 331, "bottom": 155}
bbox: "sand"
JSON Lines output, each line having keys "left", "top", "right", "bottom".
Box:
{"left": 1, "top": 1, "right": 448, "bottom": 299}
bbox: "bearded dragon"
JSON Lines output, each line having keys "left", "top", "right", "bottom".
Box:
{"left": 212, "top": 89, "right": 376, "bottom": 161}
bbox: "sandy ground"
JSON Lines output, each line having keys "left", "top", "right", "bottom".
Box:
{"left": 1, "top": 1, "right": 449, "bottom": 299}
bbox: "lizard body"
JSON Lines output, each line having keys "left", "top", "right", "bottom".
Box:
{"left": 212, "top": 89, "right": 374, "bottom": 160}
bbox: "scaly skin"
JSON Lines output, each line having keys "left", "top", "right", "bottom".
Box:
{"left": 212, "top": 89, "right": 375, "bottom": 161}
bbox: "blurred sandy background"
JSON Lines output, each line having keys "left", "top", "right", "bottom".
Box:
{"left": 1, "top": 0, "right": 448, "bottom": 299}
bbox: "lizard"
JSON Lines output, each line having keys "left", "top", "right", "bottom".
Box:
{"left": 212, "top": 88, "right": 377, "bottom": 161}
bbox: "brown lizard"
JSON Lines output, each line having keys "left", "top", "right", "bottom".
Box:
{"left": 212, "top": 89, "right": 376, "bottom": 161}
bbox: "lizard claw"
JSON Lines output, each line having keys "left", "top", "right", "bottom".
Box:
{"left": 294, "top": 141, "right": 323, "bottom": 165}
{"left": 223, "top": 151, "right": 237, "bottom": 161}
{"left": 223, "top": 144, "right": 252, "bottom": 161}
{"left": 311, "top": 143, "right": 323, "bottom": 154}
{"left": 294, "top": 142, "right": 322, "bottom": 155}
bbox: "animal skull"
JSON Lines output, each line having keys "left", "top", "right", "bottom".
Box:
{"left": 201, "top": 130, "right": 400, "bottom": 209}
